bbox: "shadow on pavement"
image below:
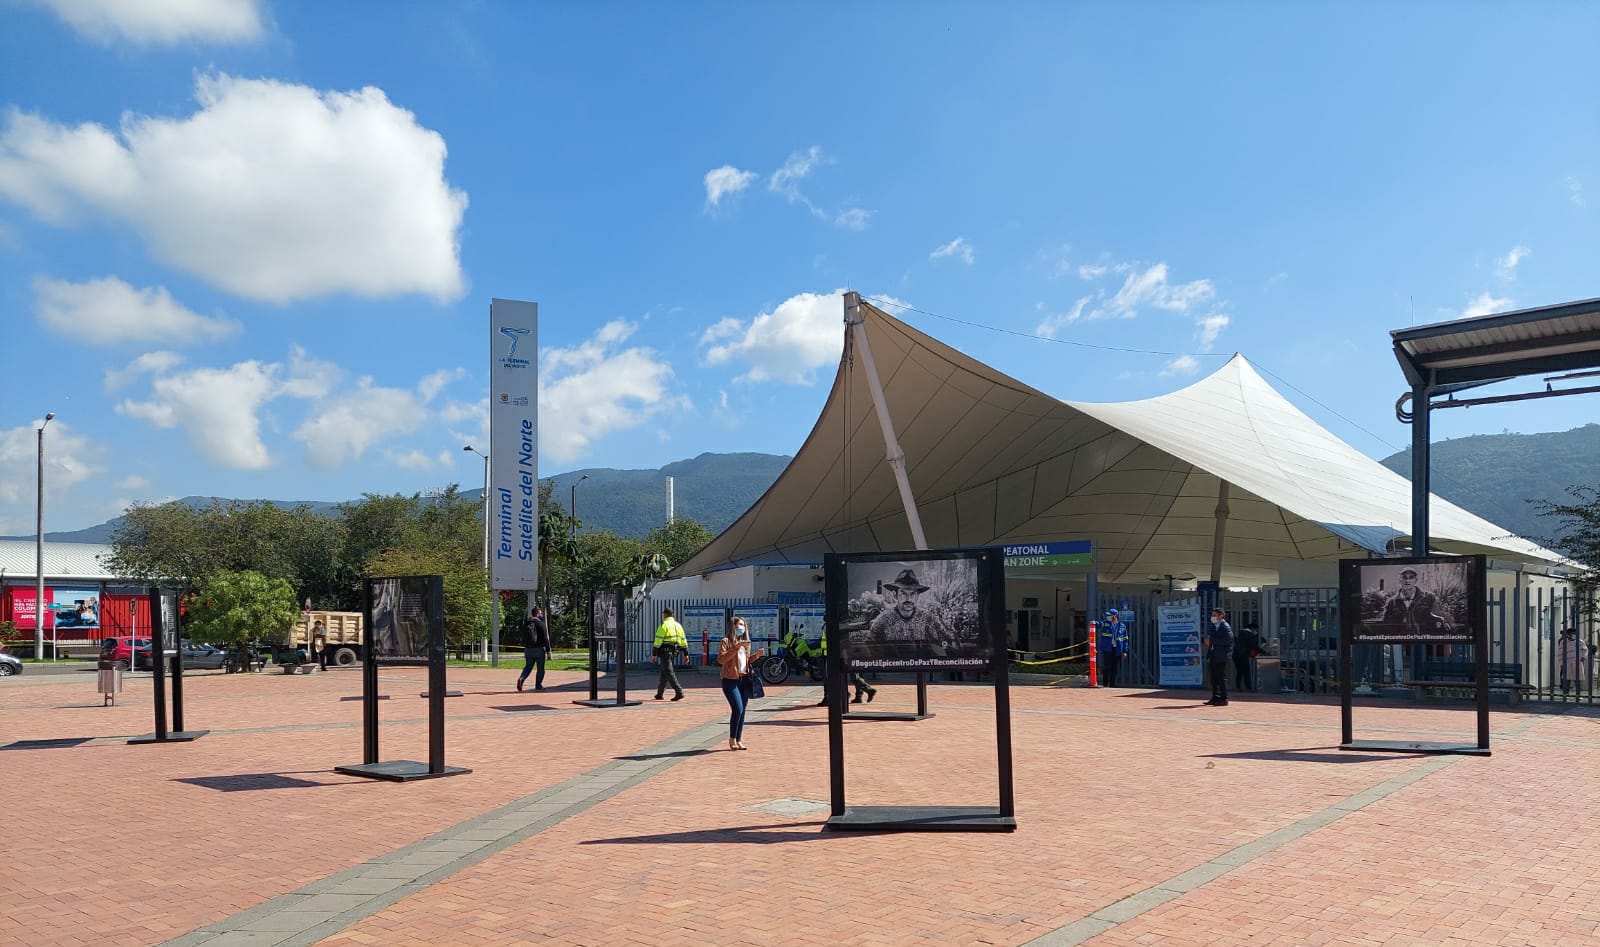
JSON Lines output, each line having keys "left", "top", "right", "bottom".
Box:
{"left": 613, "top": 748, "right": 713, "bottom": 761}
{"left": 1, "top": 737, "right": 95, "bottom": 750}
{"left": 176, "top": 771, "right": 354, "bottom": 792}
{"left": 580, "top": 821, "right": 828, "bottom": 845}
{"left": 1201, "top": 746, "right": 1428, "bottom": 763}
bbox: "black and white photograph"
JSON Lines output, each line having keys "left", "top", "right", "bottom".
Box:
{"left": 368, "top": 577, "right": 436, "bottom": 665}
{"left": 592, "top": 589, "right": 618, "bottom": 639}
{"left": 838, "top": 554, "right": 989, "bottom": 668}
{"left": 1345, "top": 557, "right": 1477, "bottom": 643}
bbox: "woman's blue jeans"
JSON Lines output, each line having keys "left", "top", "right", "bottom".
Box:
{"left": 721, "top": 678, "right": 747, "bottom": 741}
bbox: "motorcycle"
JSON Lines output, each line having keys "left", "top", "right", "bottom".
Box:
{"left": 758, "top": 633, "right": 826, "bottom": 685}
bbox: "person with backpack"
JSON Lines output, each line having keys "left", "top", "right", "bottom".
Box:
{"left": 516, "top": 607, "right": 550, "bottom": 692}
{"left": 1099, "top": 609, "right": 1130, "bottom": 687}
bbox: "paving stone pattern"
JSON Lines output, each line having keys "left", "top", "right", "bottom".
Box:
{"left": 1, "top": 666, "right": 1596, "bottom": 946}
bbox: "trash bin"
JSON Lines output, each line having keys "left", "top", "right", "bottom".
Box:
{"left": 97, "top": 658, "right": 123, "bottom": 706}
{"left": 1255, "top": 654, "right": 1281, "bottom": 694}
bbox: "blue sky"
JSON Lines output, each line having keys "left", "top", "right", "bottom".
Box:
{"left": 2, "top": 1, "right": 1597, "bottom": 534}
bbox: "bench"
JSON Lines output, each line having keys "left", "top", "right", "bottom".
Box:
{"left": 1403, "top": 661, "right": 1532, "bottom": 703}
{"left": 281, "top": 663, "right": 317, "bottom": 675}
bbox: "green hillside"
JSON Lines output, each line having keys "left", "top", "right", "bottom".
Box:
{"left": 20, "top": 453, "right": 791, "bottom": 544}
{"left": 1380, "top": 424, "right": 1600, "bottom": 545}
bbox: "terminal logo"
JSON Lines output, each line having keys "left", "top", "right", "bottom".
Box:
{"left": 498, "top": 326, "right": 531, "bottom": 368}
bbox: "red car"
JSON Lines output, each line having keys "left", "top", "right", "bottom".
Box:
{"left": 100, "top": 637, "right": 152, "bottom": 670}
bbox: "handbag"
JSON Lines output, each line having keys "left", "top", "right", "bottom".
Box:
{"left": 740, "top": 672, "right": 764, "bottom": 700}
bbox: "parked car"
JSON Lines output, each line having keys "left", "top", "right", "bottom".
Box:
{"left": 100, "top": 636, "right": 153, "bottom": 670}
{"left": 0, "top": 652, "right": 22, "bottom": 676}
{"left": 133, "top": 640, "right": 229, "bottom": 671}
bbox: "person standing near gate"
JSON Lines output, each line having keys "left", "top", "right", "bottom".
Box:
{"left": 1233, "top": 622, "right": 1263, "bottom": 691}
{"left": 1205, "top": 607, "right": 1234, "bottom": 706}
{"left": 652, "top": 608, "right": 688, "bottom": 701}
{"left": 1558, "top": 627, "right": 1589, "bottom": 696}
{"left": 1099, "top": 609, "right": 1129, "bottom": 687}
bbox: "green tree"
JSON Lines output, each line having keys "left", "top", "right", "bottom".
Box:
{"left": 367, "top": 548, "right": 490, "bottom": 651}
{"left": 641, "top": 518, "right": 712, "bottom": 572}
{"left": 1535, "top": 485, "right": 1600, "bottom": 617}
{"left": 183, "top": 570, "right": 301, "bottom": 649}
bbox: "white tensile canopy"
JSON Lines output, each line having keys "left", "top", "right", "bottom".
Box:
{"left": 673, "top": 300, "right": 1557, "bottom": 586}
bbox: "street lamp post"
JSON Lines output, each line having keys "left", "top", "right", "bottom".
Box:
{"left": 570, "top": 474, "right": 587, "bottom": 652}
{"left": 463, "top": 445, "right": 497, "bottom": 666}
{"left": 35, "top": 412, "right": 54, "bottom": 662}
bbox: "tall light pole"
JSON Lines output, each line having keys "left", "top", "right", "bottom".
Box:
{"left": 570, "top": 474, "right": 587, "bottom": 636}
{"left": 35, "top": 412, "right": 54, "bottom": 661}
{"left": 464, "top": 445, "right": 497, "bottom": 665}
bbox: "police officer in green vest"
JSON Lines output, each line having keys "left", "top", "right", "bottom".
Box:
{"left": 652, "top": 608, "right": 688, "bottom": 701}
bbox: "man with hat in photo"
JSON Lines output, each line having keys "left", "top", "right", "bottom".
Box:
{"left": 1380, "top": 567, "right": 1443, "bottom": 634}
{"left": 866, "top": 568, "right": 955, "bottom": 659}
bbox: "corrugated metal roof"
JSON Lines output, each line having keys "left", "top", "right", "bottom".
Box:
{"left": 1392, "top": 297, "right": 1600, "bottom": 386}
{"left": 0, "top": 540, "right": 118, "bottom": 581}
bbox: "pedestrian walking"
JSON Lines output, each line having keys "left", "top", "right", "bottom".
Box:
{"left": 718, "top": 618, "right": 764, "bottom": 750}
{"left": 652, "top": 607, "right": 688, "bottom": 701}
{"left": 311, "top": 620, "right": 328, "bottom": 671}
{"left": 516, "top": 606, "right": 550, "bottom": 692}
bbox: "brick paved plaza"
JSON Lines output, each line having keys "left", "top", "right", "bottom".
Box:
{"left": 1, "top": 664, "right": 1596, "bottom": 946}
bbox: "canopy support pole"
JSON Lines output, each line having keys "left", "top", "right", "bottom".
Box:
{"left": 844, "top": 292, "right": 928, "bottom": 550}
{"left": 1210, "top": 480, "right": 1230, "bottom": 583}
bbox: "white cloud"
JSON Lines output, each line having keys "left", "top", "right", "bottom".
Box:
{"left": 1566, "top": 175, "right": 1585, "bottom": 207}
{"left": 117, "top": 360, "right": 281, "bottom": 469}
{"left": 769, "top": 146, "right": 824, "bottom": 203}
{"left": 1099, "top": 263, "right": 1215, "bottom": 318}
{"left": 438, "top": 399, "right": 488, "bottom": 448}
{"left": 1495, "top": 245, "right": 1530, "bottom": 281}
{"left": 35, "top": 275, "right": 238, "bottom": 344}
{"left": 834, "top": 207, "right": 871, "bottom": 230}
{"left": 541, "top": 323, "right": 685, "bottom": 463}
{"left": 701, "top": 290, "right": 846, "bottom": 384}
{"left": 1038, "top": 244, "right": 1073, "bottom": 279}
{"left": 930, "top": 236, "right": 975, "bottom": 265}
{"left": 418, "top": 367, "right": 463, "bottom": 403}
{"left": 761, "top": 146, "right": 865, "bottom": 229}
{"left": 1461, "top": 292, "right": 1513, "bottom": 318}
{"left": 1035, "top": 296, "right": 1091, "bottom": 339}
{"left": 118, "top": 475, "right": 151, "bottom": 490}
{"left": 1159, "top": 355, "right": 1199, "bottom": 376}
{"left": 0, "top": 73, "right": 468, "bottom": 304}
{"left": 104, "top": 350, "right": 184, "bottom": 390}
{"left": 703, "top": 165, "right": 756, "bottom": 208}
{"left": 1195, "top": 313, "right": 1231, "bottom": 350}
{"left": 1077, "top": 263, "right": 1107, "bottom": 280}
{"left": 293, "top": 379, "right": 425, "bottom": 470}
{"left": 281, "top": 346, "right": 341, "bottom": 400}
{"left": 27, "top": 0, "right": 266, "bottom": 46}
{"left": 0, "top": 419, "right": 103, "bottom": 513}
{"left": 387, "top": 448, "right": 439, "bottom": 470}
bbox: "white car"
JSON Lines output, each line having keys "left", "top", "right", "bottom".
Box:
{"left": 0, "top": 652, "right": 22, "bottom": 676}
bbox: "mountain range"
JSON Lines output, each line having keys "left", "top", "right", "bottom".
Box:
{"left": 13, "top": 428, "right": 1599, "bottom": 550}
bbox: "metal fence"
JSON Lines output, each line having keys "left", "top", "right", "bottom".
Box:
{"left": 1091, "top": 583, "right": 1596, "bottom": 704}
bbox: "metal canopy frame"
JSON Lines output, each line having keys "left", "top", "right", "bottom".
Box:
{"left": 1391, "top": 296, "right": 1600, "bottom": 551}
